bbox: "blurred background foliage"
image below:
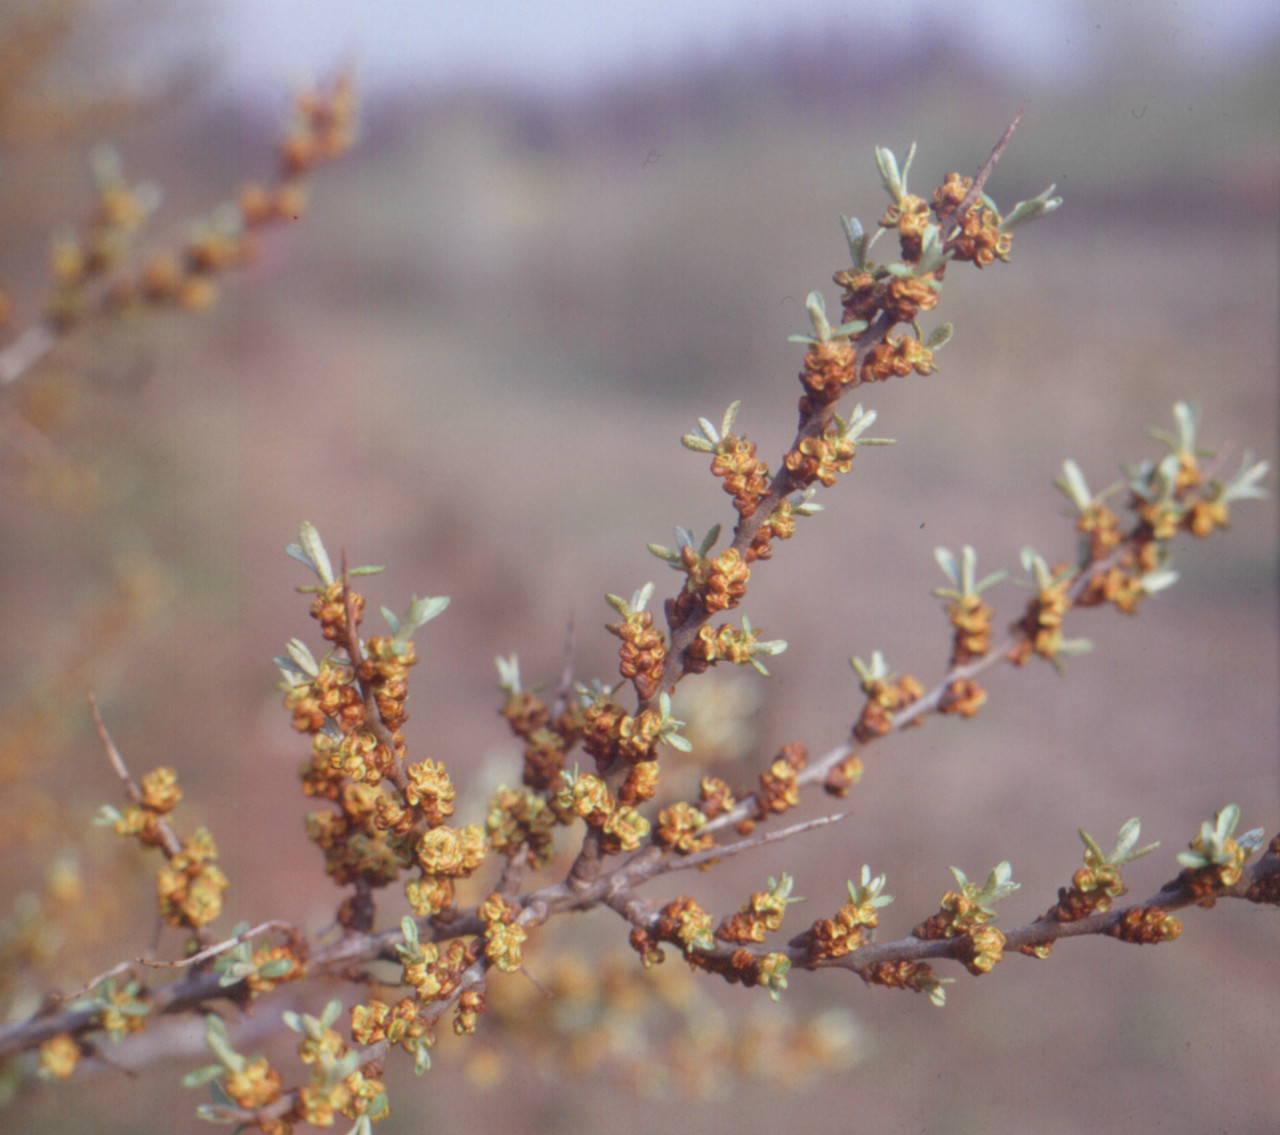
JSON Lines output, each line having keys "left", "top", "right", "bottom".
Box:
{"left": 0, "top": 1, "right": 1276, "bottom": 1132}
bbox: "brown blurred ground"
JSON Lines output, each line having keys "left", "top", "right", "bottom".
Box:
{"left": 2, "top": 19, "right": 1278, "bottom": 1135}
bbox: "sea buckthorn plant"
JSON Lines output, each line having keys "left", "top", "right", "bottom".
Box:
{"left": 1, "top": 116, "right": 1275, "bottom": 1134}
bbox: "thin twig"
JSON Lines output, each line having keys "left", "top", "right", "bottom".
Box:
{"left": 647, "top": 811, "right": 848, "bottom": 878}
{"left": 338, "top": 552, "right": 409, "bottom": 791}
{"left": 88, "top": 691, "right": 141, "bottom": 803}
{"left": 88, "top": 691, "right": 183, "bottom": 859}
{"left": 139, "top": 921, "right": 296, "bottom": 969}
{"left": 940, "top": 110, "right": 1023, "bottom": 239}
{"left": 550, "top": 614, "right": 577, "bottom": 720}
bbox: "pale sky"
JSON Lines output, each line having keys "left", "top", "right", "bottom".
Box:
{"left": 203, "top": 0, "right": 1280, "bottom": 96}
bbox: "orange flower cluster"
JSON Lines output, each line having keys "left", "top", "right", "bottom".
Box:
{"left": 667, "top": 544, "right": 752, "bottom": 628}
{"left": 485, "top": 786, "right": 557, "bottom": 869}
{"left": 1050, "top": 862, "right": 1127, "bottom": 923}
{"left": 943, "top": 593, "right": 994, "bottom": 666}
{"left": 710, "top": 433, "right": 772, "bottom": 518}
{"left": 351, "top": 996, "right": 435, "bottom": 1054}
{"left": 782, "top": 424, "right": 857, "bottom": 488}
{"left": 1008, "top": 570, "right": 1074, "bottom": 665}
{"left": 288, "top": 576, "right": 490, "bottom": 928}
{"left": 743, "top": 496, "right": 798, "bottom": 562}
{"left": 853, "top": 673, "right": 924, "bottom": 744}
{"left": 858, "top": 958, "right": 943, "bottom": 999}
{"left": 822, "top": 752, "right": 865, "bottom": 798}
{"left": 109, "top": 767, "right": 228, "bottom": 930}
{"left": 716, "top": 879, "right": 793, "bottom": 945}
{"left": 654, "top": 801, "right": 713, "bottom": 855}
{"left": 955, "top": 924, "right": 1006, "bottom": 975}
{"left": 608, "top": 606, "right": 667, "bottom": 700}
{"left": 797, "top": 338, "right": 857, "bottom": 418}
{"left": 156, "top": 828, "right": 229, "bottom": 930}
{"left": 696, "top": 776, "right": 737, "bottom": 819}
{"left": 500, "top": 685, "right": 582, "bottom": 792}
{"left": 834, "top": 267, "right": 942, "bottom": 330}
{"left": 859, "top": 333, "right": 935, "bottom": 384}
{"left": 553, "top": 769, "right": 650, "bottom": 854}
{"left": 1106, "top": 907, "right": 1182, "bottom": 945}
{"left": 736, "top": 743, "right": 807, "bottom": 835}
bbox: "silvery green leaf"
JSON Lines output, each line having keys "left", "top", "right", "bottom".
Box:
{"left": 216, "top": 966, "right": 249, "bottom": 988}
{"left": 202, "top": 1013, "right": 239, "bottom": 1066}
{"left": 975, "top": 569, "right": 1008, "bottom": 594}
{"left": 719, "top": 400, "right": 741, "bottom": 439}
{"left": 331, "top": 1049, "right": 362, "bottom": 1082}
{"left": 1150, "top": 401, "right": 1199, "bottom": 452}
{"left": 850, "top": 651, "right": 889, "bottom": 683}
{"left": 1240, "top": 828, "right": 1266, "bottom": 852}
{"left": 182, "top": 1064, "right": 228, "bottom": 1089}
{"left": 496, "top": 654, "right": 520, "bottom": 693}
{"left": 1213, "top": 804, "right": 1240, "bottom": 843}
{"left": 698, "top": 525, "right": 721, "bottom": 558}
{"left": 983, "top": 862, "right": 1020, "bottom": 902}
{"left": 1112, "top": 817, "right": 1152, "bottom": 862}
{"left": 833, "top": 318, "right": 869, "bottom": 338}
{"left": 1140, "top": 568, "right": 1178, "bottom": 594}
{"left": 915, "top": 225, "right": 948, "bottom": 275}
{"left": 257, "top": 958, "right": 297, "bottom": 979}
{"left": 875, "top": 146, "right": 903, "bottom": 201}
{"left": 274, "top": 657, "right": 308, "bottom": 687}
{"left": 1000, "top": 185, "right": 1062, "bottom": 232}
{"left": 843, "top": 403, "right": 877, "bottom": 439}
{"left": 1054, "top": 459, "right": 1093, "bottom": 509}
{"left": 404, "top": 594, "right": 449, "bottom": 631}
{"left": 1220, "top": 452, "right": 1269, "bottom": 502}
{"left": 1019, "top": 547, "right": 1054, "bottom": 586}
{"left": 925, "top": 322, "right": 954, "bottom": 350}
{"left": 413, "top": 1039, "right": 432, "bottom": 1074}
{"left": 1079, "top": 827, "right": 1106, "bottom": 864}
{"left": 841, "top": 214, "right": 869, "bottom": 269}
{"left": 319, "top": 999, "right": 343, "bottom": 1029}
{"left": 285, "top": 638, "right": 320, "bottom": 677}
{"left": 289, "top": 522, "right": 334, "bottom": 585}
{"left": 401, "top": 915, "right": 420, "bottom": 949}
{"left": 805, "top": 291, "right": 833, "bottom": 341}
{"left": 792, "top": 488, "right": 823, "bottom": 515}
{"left": 681, "top": 431, "right": 716, "bottom": 453}
{"left": 934, "top": 546, "right": 960, "bottom": 587}
{"left": 95, "top": 804, "right": 123, "bottom": 825}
